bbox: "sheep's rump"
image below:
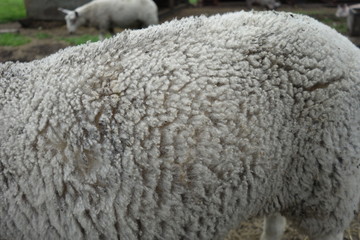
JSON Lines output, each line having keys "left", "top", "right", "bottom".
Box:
{"left": 1, "top": 11, "right": 360, "bottom": 240}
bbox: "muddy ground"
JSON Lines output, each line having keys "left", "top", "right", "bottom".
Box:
{"left": 0, "top": 3, "right": 359, "bottom": 240}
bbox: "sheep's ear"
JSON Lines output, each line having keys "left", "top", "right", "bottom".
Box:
{"left": 58, "top": 8, "right": 72, "bottom": 15}
{"left": 75, "top": 11, "right": 79, "bottom": 18}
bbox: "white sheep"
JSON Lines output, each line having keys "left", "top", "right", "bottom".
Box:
{"left": 59, "top": 0, "right": 158, "bottom": 40}
{"left": 1, "top": 11, "right": 360, "bottom": 240}
{"left": 247, "top": 0, "right": 281, "bottom": 9}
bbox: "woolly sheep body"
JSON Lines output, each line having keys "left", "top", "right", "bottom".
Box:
{"left": 59, "top": 0, "right": 158, "bottom": 39}
{"left": 1, "top": 11, "right": 360, "bottom": 240}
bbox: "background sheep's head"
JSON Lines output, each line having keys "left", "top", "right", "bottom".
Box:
{"left": 335, "top": 4, "right": 350, "bottom": 17}
{"left": 58, "top": 8, "right": 84, "bottom": 34}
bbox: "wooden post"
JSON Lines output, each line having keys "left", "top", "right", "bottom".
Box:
{"left": 348, "top": 8, "right": 360, "bottom": 36}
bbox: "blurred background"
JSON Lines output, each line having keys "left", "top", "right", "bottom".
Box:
{"left": 0, "top": 0, "right": 359, "bottom": 239}
{"left": 0, "top": 0, "right": 359, "bottom": 63}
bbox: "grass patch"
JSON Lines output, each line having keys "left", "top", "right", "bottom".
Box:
{"left": 0, "top": 33, "right": 31, "bottom": 46}
{"left": 0, "top": 0, "right": 26, "bottom": 23}
{"left": 290, "top": 9, "right": 334, "bottom": 16}
{"left": 316, "top": 16, "right": 347, "bottom": 34}
{"left": 36, "top": 32, "right": 52, "bottom": 39}
{"left": 60, "top": 34, "right": 100, "bottom": 45}
{"left": 59, "top": 34, "right": 112, "bottom": 45}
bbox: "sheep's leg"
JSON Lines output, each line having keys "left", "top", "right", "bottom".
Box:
{"left": 260, "top": 213, "right": 286, "bottom": 240}
{"left": 98, "top": 23, "right": 110, "bottom": 40}
{"left": 109, "top": 27, "right": 115, "bottom": 35}
{"left": 98, "top": 32, "right": 105, "bottom": 41}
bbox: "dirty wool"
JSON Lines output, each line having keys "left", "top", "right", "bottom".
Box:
{"left": 1, "top": 11, "right": 360, "bottom": 240}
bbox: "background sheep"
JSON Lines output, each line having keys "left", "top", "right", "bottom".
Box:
{"left": 246, "top": 0, "right": 281, "bottom": 9}
{"left": 1, "top": 11, "right": 360, "bottom": 240}
{"left": 59, "top": 0, "right": 158, "bottom": 40}
{"left": 335, "top": 3, "right": 360, "bottom": 17}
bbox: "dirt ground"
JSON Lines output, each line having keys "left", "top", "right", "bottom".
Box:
{"left": 226, "top": 214, "right": 360, "bottom": 240}
{"left": 0, "top": 3, "right": 359, "bottom": 240}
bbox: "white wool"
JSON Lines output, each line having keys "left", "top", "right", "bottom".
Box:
{"left": 1, "top": 11, "right": 360, "bottom": 240}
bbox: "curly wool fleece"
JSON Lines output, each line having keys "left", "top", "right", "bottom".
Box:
{"left": 1, "top": 11, "right": 360, "bottom": 240}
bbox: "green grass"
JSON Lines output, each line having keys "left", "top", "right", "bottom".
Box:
{"left": 59, "top": 34, "right": 112, "bottom": 45}
{"left": 0, "top": 0, "right": 26, "bottom": 23}
{"left": 316, "top": 16, "right": 347, "bottom": 34}
{"left": 0, "top": 32, "right": 31, "bottom": 46}
{"left": 36, "top": 32, "right": 52, "bottom": 39}
{"left": 59, "top": 34, "right": 100, "bottom": 45}
{"left": 290, "top": 9, "right": 334, "bottom": 16}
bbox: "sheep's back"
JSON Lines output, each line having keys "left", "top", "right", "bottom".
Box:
{"left": 1, "top": 11, "right": 360, "bottom": 240}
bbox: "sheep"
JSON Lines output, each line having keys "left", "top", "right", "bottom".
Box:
{"left": 1, "top": 11, "right": 360, "bottom": 240}
{"left": 335, "top": 3, "right": 360, "bottom": 18}
{"left": 247, "top": 0, "right": 281, "bottom": 10}
{"left": 58, "top": 0, "right": 158, "bottom": 40}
